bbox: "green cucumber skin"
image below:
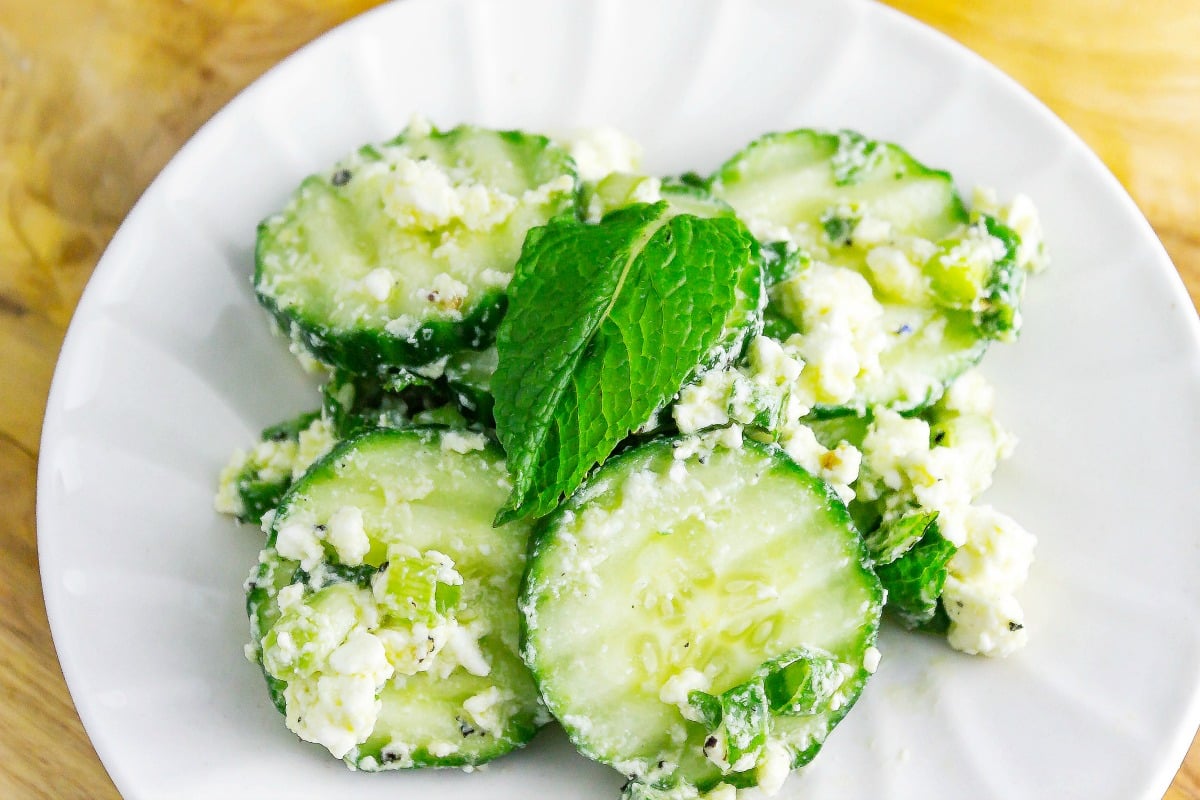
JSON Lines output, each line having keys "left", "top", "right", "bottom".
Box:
{"left": 519, "top": 436, "right": 882, "bottom": 790}
{"left": 254, "top": 124, "right": 579, "bottom": 375}
{"left": 246, "top": 427, "right": 543, "bottom": 770}
{"left": 254, "top": 266, "right": 509, "bottom": 377}
{"left": 710, "top": 129, "right": 1009, "bottom": 417}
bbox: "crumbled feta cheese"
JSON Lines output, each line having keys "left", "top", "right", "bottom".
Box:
{"left": 852, "top": 215, "right": 892, "bottom": 247}
{"left": 441, "top": 430, "right": 489, "bottom": 454}
{"left": 863, "top": 646, "right": 882, "bottom": 674}
{"left": 417, "top": 272, "right": 470, "bottom": 317}
{"left": 462, "top": 686, "right": 512, "bottom": 737}
{"left": 659, "top": 668, "right": 711, "bottom": 721}
{"left": 381, "top": 155, "right": 517, "bottom": 232}
{"left": 745, "top": 215, "right": 795, "bottom": 247}
{"left": 441, "top": 621, "right": 492, "bottom": 677}
{"left": 673, "top": 424, "right": 744, "bottom": 461}
{"left": 326, "top": 506, "right": 370, "bottom": 566}
{"left": 413, "top": 355, "right": 450, "bottom": 380}
{"left": 480, "top": 268, "right": 512, "bottom": 288}
{"left": 520, "top": 173, "right": 577, "bottom": 206}
{"left": 423, "top": 549, "right": 464, "bottom": 587}
{"left": 865, "top": 245, "right": 927, "bottom": 303}
{"left": 756, "top": 741, "right": 792, "bottom": 796}
{"left": 214, "top": 415, "right": 336, "bottom": 521}
{"left": 427, "top": 741, "right": 460, "bottom": 758}
{"left": 376, "top": 622, "right": 449, "bottom": 676}
{"left": 673, "top": 370, "right": 736, "bottom": 434}
{"left": 329, "top": 629, "right": 392, "bottom": 677}
{"left": 276, "top": 582, "right": 306, "bottom": 611}
{"left": 748, "top": 335, "right": 804, "bottom": 388}
{"left": 704, "top": 784, "right": 737, "bottom": 800}
{"left": 213, "top": 453, "right": 249, "bottom": 516}
{"left": 361, "top": 267, "right": 394, "bottom": 302}
{"left": 565, "top": 127, "right": 643, "bottom": 181}
{"left": 941, "top": 369, "right": 995, "bottom": 416}
{"left": 778, "top": 262, "right": 888, "bottom": 405}
{"left": 284, "top": 673, "right": 383, "bottom": 759}
{"left": 275, "top": 521, "right": 324, "bottom": 571}
{"left": 384, "top": 314, "right": 421, "bottom": 338}
{"left": 630, "top": 176, "right": 663, "bottom": 204}
{"left": 947, "top": 506, "right": 1036, "bottom": 594}
{"left": 860, "top": 409, "right": 931, "bottom": 494}
{"left": 379, "top": 740, "right": 415, "bottom": 768}
{"left": 294, "top": 418, "right": 336, "bottom": 478}
{"left": 263, "top": 584, "right": 390, "bottom": 759}
{"left": 717, "top": 424, "right": 743, "bottom": 450}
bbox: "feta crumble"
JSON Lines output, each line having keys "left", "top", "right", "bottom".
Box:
{"left": 462, "top": 686, "right": 513, "bottom": 737}
{"left": 777, "top": 262, "right": 888, "bottom": 406}
{"left": 564, "top": 127, "right": 643, "bottom": 181}
{"left": 441, "top": 430, "right": 489, "bottom": 454}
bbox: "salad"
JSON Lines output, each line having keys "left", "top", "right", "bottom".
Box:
{"left": 214, "top": 119, "right": 1045, "bottom": 799}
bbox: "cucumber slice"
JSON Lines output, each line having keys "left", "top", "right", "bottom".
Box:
{"left": 710, "top": 129, "right": 1022, "bottom": 414}
{"left": 521, "top": 435, "right": 882, "bottom": 796}
{"left": 246, "top": 428, "right": 544, "bottom": 769}
{"left": 711, "top": 129, "right": 967, "bottom": 246}
{"left": 255, "top": 121, "right": 579, "bottom": 374}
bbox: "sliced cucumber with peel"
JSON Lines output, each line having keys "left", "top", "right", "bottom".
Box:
{"left": 246, "top": 428, "right": 543, "bottom": 769}
{"left": 255, "top": 123, "right": 578, "bottom": 374}
{"left": 711, "top": 129, "right": 967, "bottom": 247}
{"left": 711, "top": 129, "right": 1023, "bottom": 414}
{"left": 520, "top": 436, "right": 882, "bottom": 796}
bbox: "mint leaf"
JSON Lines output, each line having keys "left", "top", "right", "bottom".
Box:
{"left": 719, "top": 679, "right": 769, "bottom": 767}
{"left": 759, "top": 648, "right": 845, "bottom": 716}
{"left": 492, "top": 203, "right": 761, "bottom": 524}
{"left": 875, "top": 519, "right": 957, "bottom": 629}
{"left": 866, "top": 510, "right": 939, "bottom": 566}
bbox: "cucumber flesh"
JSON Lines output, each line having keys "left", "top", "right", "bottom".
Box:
{"left": 255, "top": 121, "right": 578, "bottom": 374}
{"left": 246, "top": 428, "right": 544, "bottom": 769}
{"left": 521, "top": 435, "right": 882, "bottom": 796}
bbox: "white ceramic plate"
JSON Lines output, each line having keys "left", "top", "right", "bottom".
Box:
{"left": 38, "top": 0, "right": 1200, "bottom": 797}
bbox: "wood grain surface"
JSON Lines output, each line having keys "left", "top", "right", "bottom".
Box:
{"left": 1, "top": 1, "right": 1197, "bottom": 797}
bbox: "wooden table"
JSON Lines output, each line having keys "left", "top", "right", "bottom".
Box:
{"left": 2, "top": 1, "right": 1197, "bottom": 796}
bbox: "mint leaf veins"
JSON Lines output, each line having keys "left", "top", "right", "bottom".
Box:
{"left": 491, "top": 202, "right": 762, "bottom": 524}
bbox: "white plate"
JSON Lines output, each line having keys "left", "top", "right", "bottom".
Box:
{"left": 38, "top": 0, "right": 1200, "bottom": 797}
